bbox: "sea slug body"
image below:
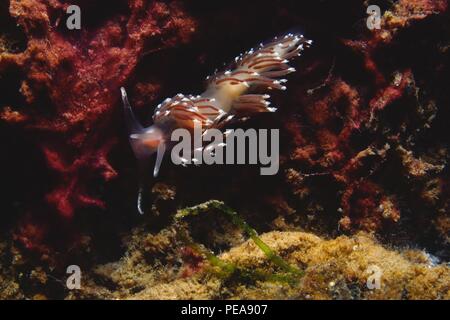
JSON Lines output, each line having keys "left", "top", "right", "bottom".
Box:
{"left": 121, "top": 33, "right": 312, "bottom": 213}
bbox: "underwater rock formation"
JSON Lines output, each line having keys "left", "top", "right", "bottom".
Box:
{"left": 0, "top": 0, "right": 449, "bottom": 299}
{"left": 0, "top": 0, "right": 196, "bottom": 217}
{"left": 67, "top": 227, "right": 449, "bottom": 300}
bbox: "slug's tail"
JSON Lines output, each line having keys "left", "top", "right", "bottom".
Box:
{"left": 206, "top": 33, "right": 311, "bottom": 116}
{"left": 235, "top": 33, "right": 312, "bottom": 89}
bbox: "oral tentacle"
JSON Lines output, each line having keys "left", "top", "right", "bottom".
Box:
{"left": 154, "top": 141, "right": 167, "bottom": 177}
{"left": 137, "top": 183, "right": 145, "bottom": 215}
{"left": 121, "top": 87, "right": 144, "bottom": 135}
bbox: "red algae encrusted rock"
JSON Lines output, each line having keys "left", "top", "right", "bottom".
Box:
{"left": 0, "top": 0, "right": 449, "bottom": 299}
{"left": 1, "top": 0, "right": 449, "bottom": 259}
{"left": 279, "top": 0, "right": 448, "bottom": 234}
{"left": 0, "top": 0, "right": 196, "bottom": 219}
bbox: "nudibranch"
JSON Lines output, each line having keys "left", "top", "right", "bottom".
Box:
{"left": 121, "top": 33, "right": 311, "bottom": 214}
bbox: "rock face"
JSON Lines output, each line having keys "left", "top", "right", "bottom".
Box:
{"left": 70, "top": 230, "right": 450, "bottom": 300}
{"left": 1, "top": 0, "right": 196, "bottom": 219}
{"left": 0, "top": 0, "right": 449, "bottom": 299}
